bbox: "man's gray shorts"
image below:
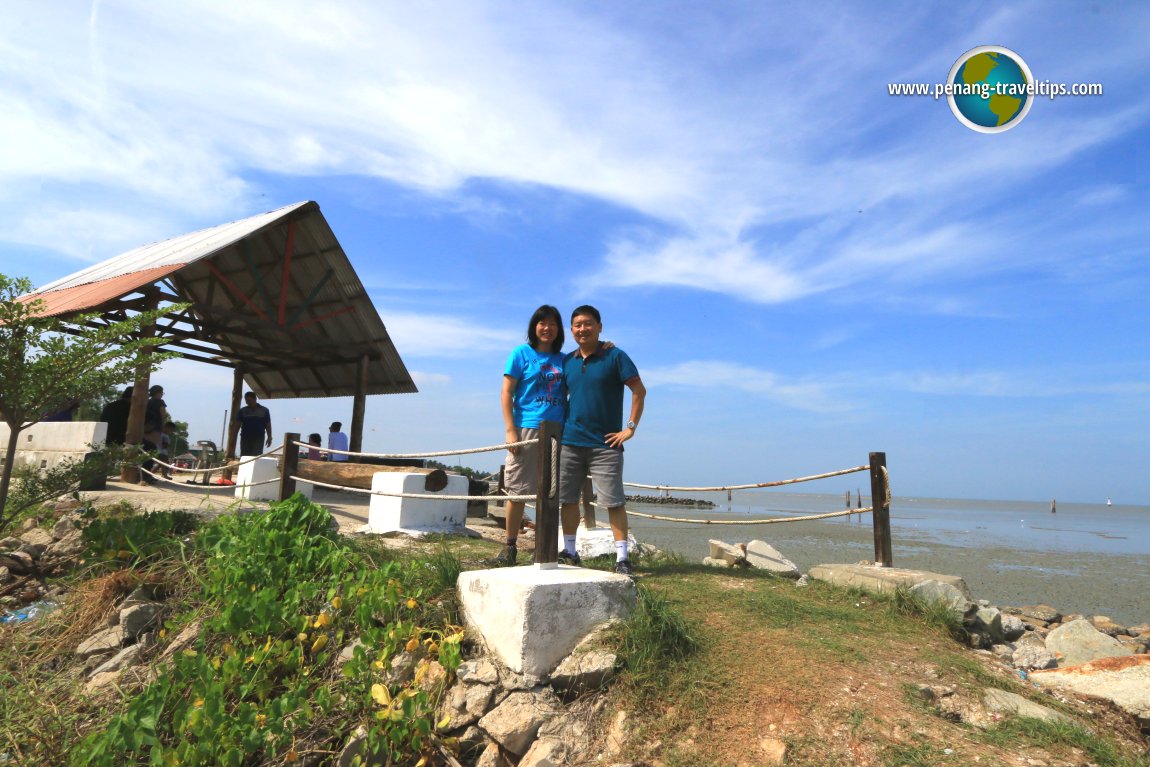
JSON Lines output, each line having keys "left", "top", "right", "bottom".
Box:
{"left": 559, "top": 446, "right": 626, "bottom": 508}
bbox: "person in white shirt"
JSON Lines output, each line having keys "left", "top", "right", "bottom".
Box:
{"left": 327, "top": 421, "right": 349, "bottom": 462}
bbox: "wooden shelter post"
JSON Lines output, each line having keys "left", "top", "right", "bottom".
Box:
{"left": 223, "top": 369, "right": 244, "bottom": 479}
{"left": 349, "top": 354, "right": 368, "bottom": 458}
{"left": 532, "top": 421, "right": 562, "bottom": 566}
{"left": 120, "top": 288, "right": 159, "bottom": 483}
{"left": 869, "top": 451, "right": 892, "bottom": 567}
{"left": 278, "top": 432, "right": 300, "bottom": 501}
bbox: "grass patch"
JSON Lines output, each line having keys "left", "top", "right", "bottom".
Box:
{"left": 616, "top": 583, "right": 699, "bottom": 693}
{"left": 978, "top": 717, "right": 1150, "bottom": 767}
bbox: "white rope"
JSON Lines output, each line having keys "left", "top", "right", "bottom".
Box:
{"left": 627, "top": 506, "right": 873, "bottom": 525}
{"left": 288, "top": 475, "right": 533, "bottom": 501}
{"left": 288, "top": 438, "right": 534, "bottom": 460}
{"left": 623, "top": 465, "right": 870, "bottom": 492}
{"left": 145, "top": 447, "right": 283, "bottom": 474}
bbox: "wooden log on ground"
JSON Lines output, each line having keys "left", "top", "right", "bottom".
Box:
{"left": 285, "top": 460, "right": 434, "bottom": 490}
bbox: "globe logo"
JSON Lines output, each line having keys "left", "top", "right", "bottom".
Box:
{"left": 947, "top": 46, "right": 1034, "bottom": 133}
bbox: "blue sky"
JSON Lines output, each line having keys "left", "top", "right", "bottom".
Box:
{"left": 2, "top": 2, "right": 1147, "bottom": 503}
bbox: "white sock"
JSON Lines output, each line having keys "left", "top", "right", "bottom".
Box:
{"left": 564, "top": 535, "right": 578, "bottom": 555}
{"left": 615, "top": 539, "right": 629, "bottom": 562}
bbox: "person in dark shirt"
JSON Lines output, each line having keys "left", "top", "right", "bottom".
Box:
{"left": 233, "top": 391, "right": 273, "bottom": 456}
{"left": 100, "top": 387, "right": 134, "bottom": 445}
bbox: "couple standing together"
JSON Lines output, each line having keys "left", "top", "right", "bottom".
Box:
{"left": 500, "top": 304, "right": 646, "bottom": 576}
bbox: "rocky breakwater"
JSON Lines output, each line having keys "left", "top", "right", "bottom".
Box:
{"left": 0, "top": 499, "right": 90, "bottom": 619}
{"left": 625, "top": 494, "right": 715, "bottom": 508}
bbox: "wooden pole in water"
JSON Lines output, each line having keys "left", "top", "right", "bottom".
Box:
{"left": 278, "top": 433, "right": 300, "bottom": 500}
{"left": 869, "top": 451, "right": 892, "bottom": 566}
{"left": 533, "top": 420, "right": 561, "bottom": 565}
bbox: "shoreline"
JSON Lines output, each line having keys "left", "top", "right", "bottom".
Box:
{"left": 626, "top": 512, "right": 1150, "bottom": 628}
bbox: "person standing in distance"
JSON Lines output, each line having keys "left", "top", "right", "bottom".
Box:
{"left": 558, "top": 305, "right": 645, "bottom": 576}
{"left": 234, "top": 391, "right": 273, "bottom": 457}
{"left": 327, "top": 422, "right": 350, "bottom": 462}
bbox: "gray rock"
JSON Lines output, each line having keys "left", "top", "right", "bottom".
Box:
{"left": 519, "top": 738, "right": 566, "bottom": 767}
{"left": 744, "top": 540, "right": 800, "bottom": 579}
{"left": 550, "top": 650, "right": 617, "bottom": 692}
{"left": 119, "top": 602, "right": 163, "bottom": 638}
{"left": 16, "top": 542, "right": 47, "bottom": 558}
{"left": 1016, "top": 604, "right": 1061, "bottom": 624}
{"left": 336, "top": 725, "right": 370, "bottom": 767}
{"left": 1000, "top": 613, "right": 1026, "bottom": 641}
{"left": 702, "top": 556, "right": 730, "bottom": 568}
{"left": 458, "top": 658, "right": 500, "bottom": 685}
{"left": 990, "top": 644, "right": 1015, "bottom": 661}
{"left": 1011, "top": 644, "right": 1057, "bottom": 671}
{"left": 439, "top": 682, "right": 496, "bottom": 729}
{"left": 0, "top": 537, "right": 22, "bottom": 551}
{"left": 386, "top": 649, "right": 421, "bottom": 686}
{"left": 75, "top": 626, "right": 126, "bottom": 658}
{"left": 51, "top": 516, "right": 78, "bottom": 539}
{"left": 475, "top": 742, "right": 514, "bottom": 767}
{"left": 19, "top": 528, "right": 54, "bottom": 548}
{"left": 1031, "top": 655, "right": 1150, "bottom": 729}
{"left": 457, "top": 725, "right": 488, "bottom": 759}
{"left": 983, "top": 688, "right": 1074, "bottom": 725}
{"left": 1089, "top": 615, "right": 1128, "bottom": 636}
{"left": 0, "top": 565, "right": 8, "bottom": 583}
{"left": 966, "top": 607, "right": 1005, "bottom": 644}
{"left": 478, "top": 690, "right": 561, "bottom": 756}
{"left": 90, "top": 643, "right": 146, "bottom": 677}
{"left": 1045, "top": 618, "right": 1134, "bottom": 668}
{"left": 4, "top": 551, "right": 35, "bottom": 573}
{"left": 158, "top": 618, "right": 203, "bottom": 662}
{"left": 44, "top": 530, "right": 85, "bottom": 559}
{"left": 794, "top": 574, "right": 810, "bottom": 587}
{"left": 707, "top": 539, "right": 746, "bottom": 566}
{"left": 909, "top": 579, "right": 969, "bottom": 617}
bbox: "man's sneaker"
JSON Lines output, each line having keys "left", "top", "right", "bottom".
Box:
{"left": 557, "top": 550, "right": 582, "bottom": 567}
{"left": 614, "top": 558, "right": 634, "bottom": 577}
{"left": 495, "top": 544, "right": 517, "bottom": 566}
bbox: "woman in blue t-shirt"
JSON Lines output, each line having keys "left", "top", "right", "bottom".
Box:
{"left": 497, "top": 304, "right": 567, "bottom": 565}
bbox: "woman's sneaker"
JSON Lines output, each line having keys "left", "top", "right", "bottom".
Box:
{"left": 614, "top": 559, "right": 634, "bottom": 577}
{"left": 557, "top": 550, "right": 583, "bottom": 566}
{"left": 495, "top": 544, "right": 517, "bottom": 566}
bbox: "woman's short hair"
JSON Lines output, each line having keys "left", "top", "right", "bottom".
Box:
{"left": 526, "top": 304, "right": 565, "bottom": 353}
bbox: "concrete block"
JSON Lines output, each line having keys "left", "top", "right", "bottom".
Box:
{"left": 808, "top": 563, "right": 971, "bottom": 599}
{"left": 458, "top": 566, "right": 636, "bottom": 682}
{"left": 368, "top": 472, "right": 468, "bottom": 533}
{"left": 234, "top": 457, "right": 281, "bottom": 501}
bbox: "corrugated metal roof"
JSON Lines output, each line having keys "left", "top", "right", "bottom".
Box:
{"left": 26, "top": 201, "right": 416, "bottom": 399}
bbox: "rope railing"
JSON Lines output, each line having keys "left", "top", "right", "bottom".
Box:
{"left": 622, "top": 464, "right": 869, "bottom": 493}
{"left": 628, "top": 506, "right": 874, "bottom": 525}
{"left": 288, "top": 438, "right": 534, "bottom": 460}
{"left": 143, "top": 447, "right": 283, "bottom": 475}
{"left": 288, "top": 475, "right": 533, "bottom": 502}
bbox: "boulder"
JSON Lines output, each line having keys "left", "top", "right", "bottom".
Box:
{"left": 909, "top": 579, "right": 969, "bottom": 617}
{"left": 439, "top": 682, "right": 496, "bottom": 729}
{"left": 1031, "top": 655, "right": 1150, "bottom": 729}
{"left": 90, "top": 643, "right": 146, "bottom": 677}
{"left": 1015, "top": 604, "right": 1061, "bottom": 625}
{"left": 966, "top": 607, "right": 1005, "bottom": 644}
{"left": 550, "top": 650, "right": 617, "bottom": 693}
{"left": 19, "top": 528, "right": 54, "bottom": 548}
{"left": 75, "top": 626, "right": 126, "bottom": 658}
{"left": 982, "top": 688, "right": 1074, "bottom": 725}
{"left": 1045, "top": 618, "right": 1134, "bottom": 668}
{"left": 1011, "top": 644, "right": 1057, "bottom": 671}
{"left": 0, "top": 537, "right": 22, "bottom": 551}
{"left": 51, "top": 516, "right": 78, "bottom": 539}
{"left": 44, "top": 530, "right": 86, "bottom": 559}
{"left": 458, "top": 658, "right": 501, "bottom": 685}
{"left": 707, "top": 540, "right": 747, "bottom": 566}
{"left": 119, "top": 602, "right": 163, "bottom": 638}
{"left": 478, "top": 690, "right": 561, "bottom": 756}
{"left": 519, "top": 738, "right": 567, "bottom": 767}
{"left": 475, "top": 742, "right": 514, "bottom": 767}
{"left": 744, "top": 540, "right": 800, "bottom": 579}
{"left": 1089, "top": 615, "right": 1128, "bottom": 637}
{"left": 702, "top": 556, "right": 730, "bottom": 568}
{"left": 1000, "top": 613, "right": 1027, "bottom": 641}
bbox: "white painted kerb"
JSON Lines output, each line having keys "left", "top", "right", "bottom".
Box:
{"left": 457, "top": 566, "right": 636, "bottom": 682}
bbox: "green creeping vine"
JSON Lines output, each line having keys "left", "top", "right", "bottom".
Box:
{"left": 75, "top": 494, "right": 463, "bottom": 767}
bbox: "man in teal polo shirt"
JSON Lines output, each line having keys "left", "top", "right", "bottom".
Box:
{"left": 558, "top": 305, "right": 646, "bottom": 576}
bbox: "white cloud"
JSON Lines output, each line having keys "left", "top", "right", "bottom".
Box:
{"left": 644, "top": 361, "right": 850, "bottom": 413}
{"left": 382, "top": 311, "right": 518, "bottom": 358}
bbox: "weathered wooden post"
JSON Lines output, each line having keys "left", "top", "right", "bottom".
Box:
{"left": 533, "top": 421, "right": 562, "bottom": 566}
{"left": 279, "top": 433, "right": 300, "bottom": 501}
{"left": 869, "top": 451, "right": 892, "bottom": 566}
{"left": 222, "top": 368, "right": 244, "bottom": 481}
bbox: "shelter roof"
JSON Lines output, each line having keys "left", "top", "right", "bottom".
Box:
{"left": 26, "top": 201, "right": 416, "bottom": 399}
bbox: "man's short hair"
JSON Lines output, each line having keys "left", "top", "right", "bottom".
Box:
{"left": 570, "top": 305, "right": 601, "bottom": 324}
{"left": 245, "top": 391, "right": 257, "bottom": 400}
{"left": 149, "top": 385, "right": 164, "bottom": 394}
{"left": 121, "top": 387, "right": 134, "bottom": 398}
{"left": 330, "top": 421, "right": 342, "bottom": 431}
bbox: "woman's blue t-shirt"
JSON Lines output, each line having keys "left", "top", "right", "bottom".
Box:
{"left": 504, "top": 344, "right": 567, "bottom": 428}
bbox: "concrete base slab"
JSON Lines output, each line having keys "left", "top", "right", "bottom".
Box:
{"left": 458, "top": 566, "right": 637, "bottom": 683}
{"left": 234, "top": 457, "right": 314, "bottom": 501}
{"left": 368, "top": 472, "right": 468, "bottom": 534}
{"left": 808, "top": 563, "right": 972, "bottom": 599}
{"left": 575, "top": 526, "right": 637, "bottom": 559}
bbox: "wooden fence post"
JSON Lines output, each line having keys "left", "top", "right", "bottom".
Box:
{"left": 869, "top": 451, "right": 891, "bottom": 566}
{"left": 279, "top": 433, "right": 300, "bottom": 501}
{"left": 533, "top": 421, "right": 562, "bottom": 566}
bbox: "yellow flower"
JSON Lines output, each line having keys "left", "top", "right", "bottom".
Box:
{"left": 405, "top": 637, "right": 419, "bottom": 653}
{"left": 330, "top": 596, "right": 343, "bottom": 610}
{"left": 406, "top": 598, "right": 418, "bottom": 609}
{"left": 310, "top": 634, "right": 328, "bottom": 654}
{"left": 193, "top": 698, "right": 204, "bottom": 708}
{"left": 313, "top": 613, "right": 331, "bottom": 629}
{"left": 255, "top": 714, "right": 267, "bottom": 727}
{"left": 297, "top": 632, "right": 308, "bottom": 643}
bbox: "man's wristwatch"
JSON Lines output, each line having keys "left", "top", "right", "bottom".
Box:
{"left": 626, "top": 420, "right": 637, "bottom": 430}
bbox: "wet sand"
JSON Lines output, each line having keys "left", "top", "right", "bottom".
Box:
{"left": 627, "top": 513, "right": 1150, "bottom": 628}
